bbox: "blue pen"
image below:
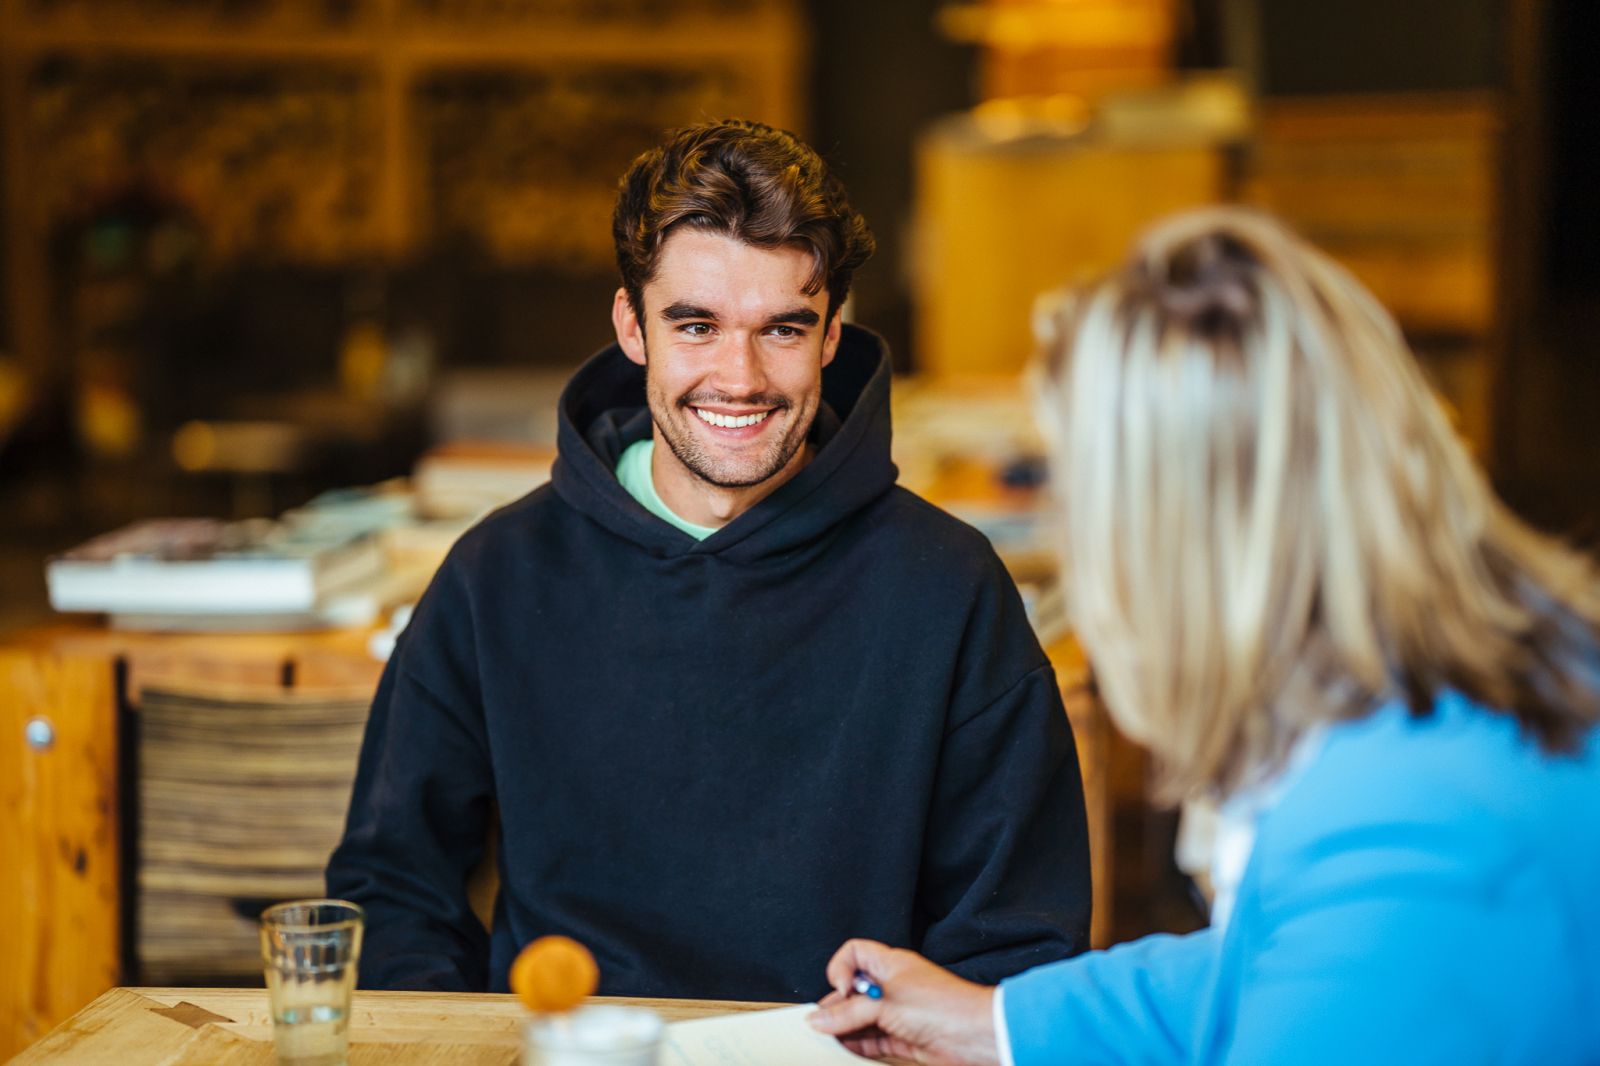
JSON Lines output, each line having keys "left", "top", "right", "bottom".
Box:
{"left": 851, "top": 970, "right": 883, "bottom": 999}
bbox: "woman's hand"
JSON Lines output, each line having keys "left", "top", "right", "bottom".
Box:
{"left": 807, "top": 938, "right": 1001, "bottom": 1066}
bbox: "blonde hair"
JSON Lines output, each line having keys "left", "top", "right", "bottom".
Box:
{"left": 1034, "top": 207, "right": 1600, "bottom": 801}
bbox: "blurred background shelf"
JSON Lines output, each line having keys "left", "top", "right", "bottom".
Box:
{"left": 0, "top": 0, "right": 806, "bottom": 563}
{"left": 6, "top": 0, "right": 1590, "bottom": 601}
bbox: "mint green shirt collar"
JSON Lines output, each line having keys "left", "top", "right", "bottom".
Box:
{"left": 615, "top": 438, "right": 718, "bottom": 541}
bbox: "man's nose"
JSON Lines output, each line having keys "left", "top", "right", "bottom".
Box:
{"left": 708, "top": 332, "right": 766, "bottom": 398}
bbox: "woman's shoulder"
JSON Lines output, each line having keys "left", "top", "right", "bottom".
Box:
{"left": 1255, "top": 692, "right": 1600, "bottom": 888}
{"left": 1303, "top": 692, "right": 1596, "bottom": 805}
{"left": 1233, "top": 695, "right": 1600, "bottom": 1052}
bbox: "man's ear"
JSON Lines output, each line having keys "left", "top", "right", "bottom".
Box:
{"left": 612, "top": 288, "right": 647, "bottom": 366}
{"left": 820, "top": 307, "right": 844, "bottom": 368}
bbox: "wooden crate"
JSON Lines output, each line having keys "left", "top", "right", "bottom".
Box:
{"left": 1247, "top": 93, "right": 1499, "bottom": 337}
{"left": 134, "top": 685, "right": 372, "bottom": 982}
{"left": 1245, "top": 92, "right": 1500, "bottom": 446}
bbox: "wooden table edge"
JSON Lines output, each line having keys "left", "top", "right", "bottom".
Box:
{"left": 11, "top": 985, "right": 805, "bottom": 1062}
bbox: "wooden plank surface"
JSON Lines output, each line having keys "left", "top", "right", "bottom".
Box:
{"left": 32, "top": 622, "right": 385, "bottom": 696}
{"left": 0, "top": 649, "right": 122, "bottom": 1061}
{"left": 12, "top": 987, "right": 785, "bottom": 1065}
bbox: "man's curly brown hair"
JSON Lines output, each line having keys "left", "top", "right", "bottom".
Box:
{"left": 613, "top": 119, "right": 875, "bottom": 325}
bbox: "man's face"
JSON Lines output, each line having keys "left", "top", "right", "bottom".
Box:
{"left": 612, "top": 228, "right": 841, "bottom": 491}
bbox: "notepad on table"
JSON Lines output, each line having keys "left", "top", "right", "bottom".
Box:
{"left": 662, "top": 1004, "right": 866, "bottom": 1065}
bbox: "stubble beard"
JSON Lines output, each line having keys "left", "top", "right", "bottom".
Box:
{"left": 644, "top": 359, "right": 814, "bottom": 490}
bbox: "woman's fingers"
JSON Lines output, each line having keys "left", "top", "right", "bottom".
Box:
{"left": 815, "top": 944, "right": 996, "bottom": 1065}
{"left": 822, "top": 937, "right": 896, "bottom": 995}
{"left": 841, "top": 1030, "right": 902, "bottom": 1060}
{"left": 807, "top": 990, "right": 884, "bottom": 1036}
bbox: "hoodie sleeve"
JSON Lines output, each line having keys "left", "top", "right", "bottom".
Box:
{"left": 325, "top": 558, "right": 494, "bottom": 991}
{"left": 915, "top": 652, "right": 1094, "bottom": 982}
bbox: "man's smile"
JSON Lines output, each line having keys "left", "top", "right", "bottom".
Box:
{"left": 691, "top": 405, "right": 775, "bottom": 430}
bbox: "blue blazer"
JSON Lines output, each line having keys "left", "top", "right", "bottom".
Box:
{"left": 1001, "top": 693, "right": 1600, "bottom": 1064}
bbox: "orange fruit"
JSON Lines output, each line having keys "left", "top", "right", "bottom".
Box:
{"left": 509, "top": 935, "right": 600, "bottom": 1013}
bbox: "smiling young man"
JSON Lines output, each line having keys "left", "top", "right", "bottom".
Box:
{"left": 610, "top": 228, "right": 838, "bottom": 534}
{"left": 328, "top": 119, "right": 1091, "bottom": 1001}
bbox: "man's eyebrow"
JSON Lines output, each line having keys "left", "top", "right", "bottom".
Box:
{"left": 768, "top": 308, "right": 821, "bottom": 327}
{"left": 660, "top": 302, "right": 717, "bottom": 322}
{"left": 657, "top": 304, "right": 822, "bottom": 327}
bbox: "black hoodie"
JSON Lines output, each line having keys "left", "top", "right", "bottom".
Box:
{"left": 327, "top": 325, "right": 1091, "bottom": 1000}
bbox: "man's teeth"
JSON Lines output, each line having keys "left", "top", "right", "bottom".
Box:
{"left": 694, "top": 408, "right": 770, "bottom": 429}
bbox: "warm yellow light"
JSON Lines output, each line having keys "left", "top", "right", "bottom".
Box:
{"left": 172, "top": 420, "right": 218, "bottom": 471}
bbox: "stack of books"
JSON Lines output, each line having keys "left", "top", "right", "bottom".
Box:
{"left": 411, "top": 440, "right": 556, "bottom": 519}
{"left": 44, "top": 446, "right": 555, "bottom": 631}
{"left": 46, "top": 514, "right": 388, "bottom": 631}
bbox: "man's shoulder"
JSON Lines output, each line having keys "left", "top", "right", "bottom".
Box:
{"left": 864, "top": 485, "right": 1012, "bottom": 576}
{"left": 443, "top": 482, "right": 571, "bottom": 568}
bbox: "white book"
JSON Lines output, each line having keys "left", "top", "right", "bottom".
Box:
{"left": 46, "top": 517, "right": 383, "bottom": 615}
{"left": 412, "top": 441, "right": 555, "bottom": 519}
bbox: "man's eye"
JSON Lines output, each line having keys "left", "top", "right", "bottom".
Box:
{"left": 768, "top": 325, "right": 801, "bottom": 339}
{"left": 679, "top": 323, "right": 713, "bottom": 337}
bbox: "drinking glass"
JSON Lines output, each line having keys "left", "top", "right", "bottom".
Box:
{"left": 524, "top": 1005, "right": 663, "bottom": 1066}
{"left": 260, "top": 898, "right": 364, "bottom": 1066}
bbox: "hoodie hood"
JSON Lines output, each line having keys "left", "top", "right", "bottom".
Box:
{"left": 551, "top": 323, "right": 897, "bottom": 561}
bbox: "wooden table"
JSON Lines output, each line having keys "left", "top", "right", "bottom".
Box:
{"left": 12, "top": 987, "right": 782, "bottom": 1064}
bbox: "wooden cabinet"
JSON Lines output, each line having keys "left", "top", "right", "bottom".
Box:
{"left": 913, "top": 121, "right": 1234, "bottom": 378}
{"left": 0, "top": 624, "right": 383, "bottom": 1058}
{"left": 0, "top": 648, "right": 120, "bottom": 1063}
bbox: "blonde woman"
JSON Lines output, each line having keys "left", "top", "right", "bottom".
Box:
{"left": 809, "top": 208, "right": 1600, "bottom": 1064}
